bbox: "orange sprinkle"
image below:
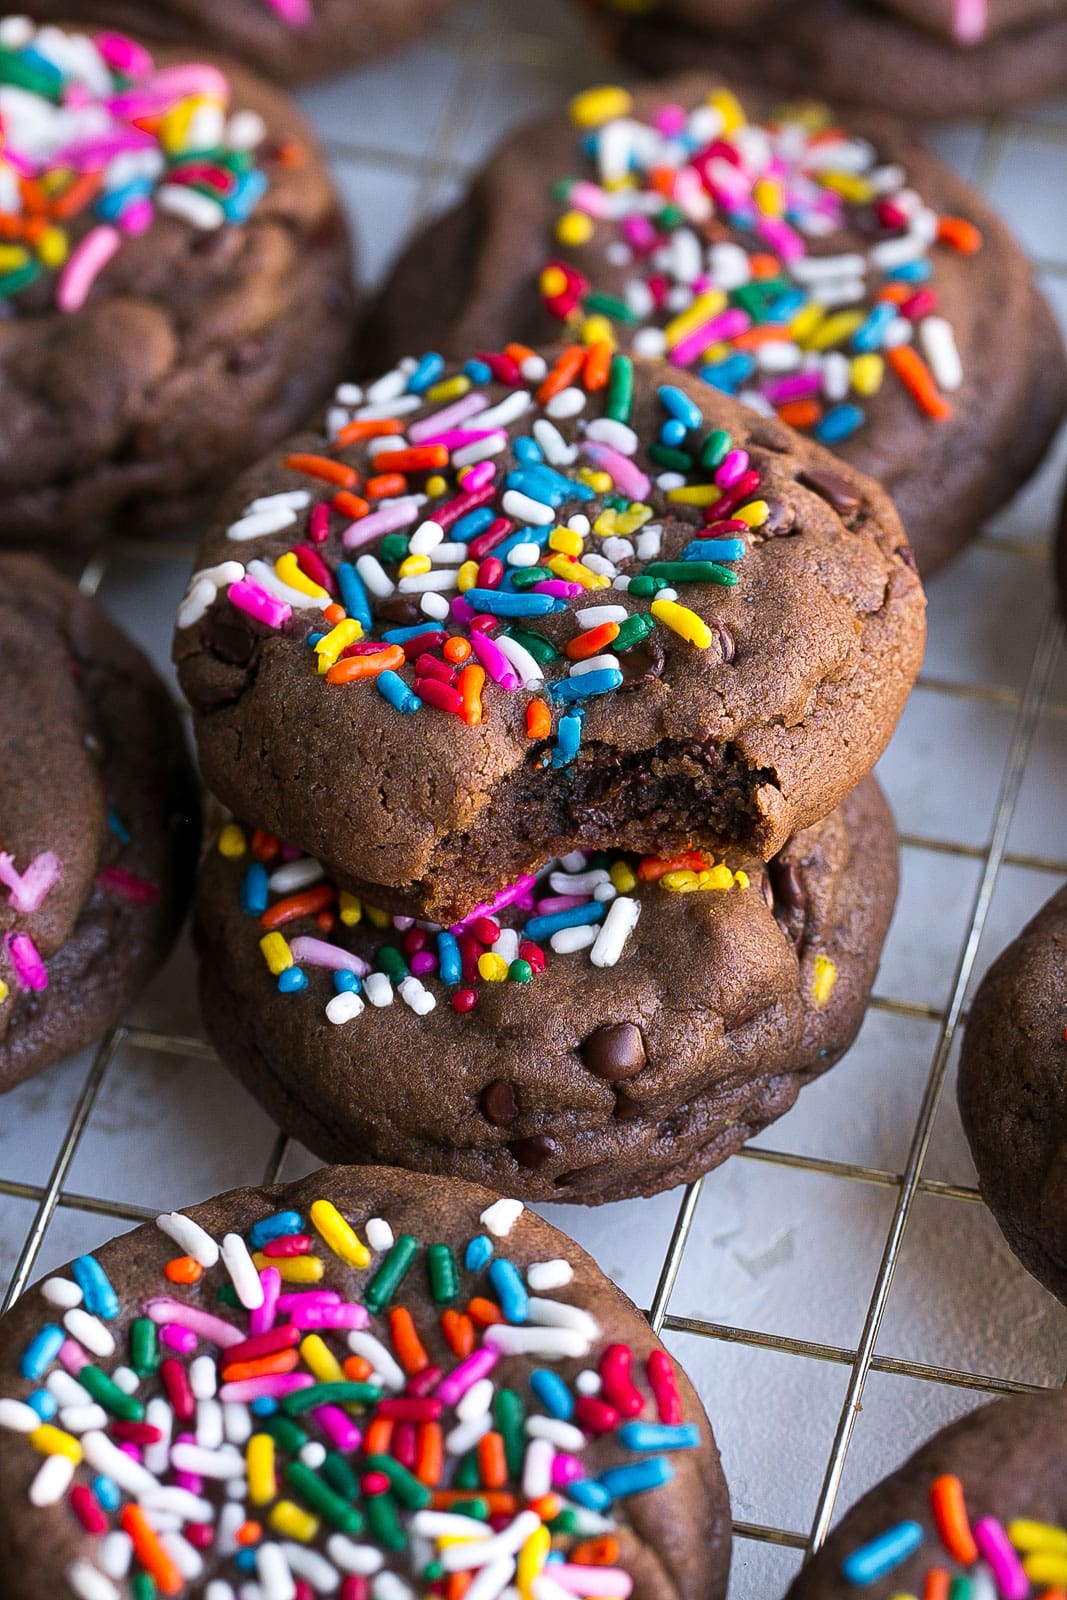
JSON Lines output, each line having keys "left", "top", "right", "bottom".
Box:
{"left": 1039, "top": 1590, "right": 1067, "bottom": 1599}
{"left": 163, "top": 1256, "right": 202, "bottom": 1286}
{"left": 442, "top": 636, "right": 471, "bottom": 665}
{"left": 373, "top": 446, "right": 448, "bottom": 474}
{"left": 537, "top": 344, "right": 586, "bottom": 404}
{"left": 251, "top": 829, "right": 281, "bottom": 862}
{"left": 565, "top": 621, "right": 619, "bottom": 660}
{"left": 440, "top": 1310, "right": 475, "bottom": 1359}
{"left": 285, "top": 453, "right": 358, "bottom": 489}
{"left": 432, "top": 1490, "right": 518, "bottom": 1516}
{"left": 583, "top": 340, "right": 612, "bottom": 391}
{"left": 236, "top": 1520, "right": 263, "bottom": 1546}
{"left": 332, "top": 491, "right": 370, "bottom": 521}
{"left": 260, "top": 885, "right": 335, "bottom": 931}
{"left": 120, "top": 1506, "right": 183, "bottom": 1596}
{"left": 888, "top": 345, "right": 952, "bottom": 420}
{"left": 648, "top": 166, "right": 676, "bottom": 198}
{"left": 458, "top": 662, "right": 485, "bottom": 727}
{"left": 445, "top": 1574, "right": 473, "bottom": 1600}
{"left": 274, "top": 141, "right": 305, "bottom": 169}
{"left": 732, "top": 324, "right": 791, "bottom": 350}
{"left": 388, "top": 1307, "right": 429, "bottom": 1376}
{"left": 572, "top": 1536, "right": 620, "bottom": 1567}
{"left": 526, "top": 698, "right": 552, "bottom": 740}
{"left": 776, "top": 400, "right": 822, "bottom": 430}
{"left": 638, "top": 850, "right": 707, "bottom": 882}
{"left": 315, "top": 911, "right": 336, "bottom": 934}
{"left": 415, "top": 1421, "right": 444, "bottom": 1487}
{"left": 325, "top": 645, "right": 406, "bottom": 685}
{"left": 18, "top": 177, "right": 48, "bottom": 216}
{"left": 930, "top": 1474, "right": 978, "bottom": 1566}
{"left": 922, "top": 1573, "right": 950, "bottom": 1600}
{"left": 748, "top": 252, "right": 782, "bottom": 279}
{"left": 335, "top": 418, "right": 403, "bottom": 446}
{"left": 344, "top": 1355, "right": 374, "bottom": 1383}
{"left": 323, "top": 602, "right": 346, "bottom": 625}
{"left": 49, "top": 171, "right": 102, "bottom": 221}
{"left": 467, "top": 1297, "right": 504, "bottom": 1327}
{"left": 366, "top": 472, "right": 407, "bottom": 500}
{"left": 222, "top": 1351, "right": 300, "bottom": 1383}
{"left": 478, "top": 1430, "right": 508, "bottom": 1490}
{"left": 527, "top": 1494, "right": 562, "bottom": 1523}
{"left": 505, "top": 342, "right": 539, "bottom": 367}
{"left": 363, "top": 1417, "right": 394, "bottom": 1457}
{"left": 938, "top": 215, "right": 982, "bottom": 254}
{"left": 877, "top": 281, "right": 913, "bottom": 306}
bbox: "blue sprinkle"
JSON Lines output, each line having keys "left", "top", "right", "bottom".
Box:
{"left": 20, "top": 1326, "right": 64, "bottom": 1382}
{"left": 377, "top": 669, "right": 422, "bottom": 715}
{"left": 523, "top": 902, "right": 606, "bottom": 943}
{"left": 886, "top": 258, "right": 932, "bottom": 284}
{"left": 464, "top": 590, "right": 565, "bottom": 618}
{"left": 493, "top": 527, "right": 552, "bottom": 563}
{"left": 452, "top": 507, "right": 496, "bottom": 543}
{"left": 250, "top": 1396, "right": 280, "bottom": 1416}
{"left": 765, "top": 287, "right": 807, "bottom": 322}
{"left": 465, "top": 1235, "right": 493, "bottom": 1272}
{"left": 381, "top": 622, "right": 445, "bottom": 643}
{"left": 618, "top": 1422, "right": 701, "bottom": 1452}
{"left": 464, "top": 359, "right": 492, "bottom": 385}
{"left": 93, "top": 1477, "right": 121, "bottom": 1512}
{"left": 682, "top": 538, "right": 746, "bottom": 563}
{"left": 71, "top": 1256, "right": 120, "bottom": 1322}
{"left": 337, "top": 562, "right": 373, "bottom": 632}
{"left": 659, "top": 418, "right": 687, "bottom": 449}
{"left": 307, "top": 632, "right": 325, "bottom": 649}
{"left": 598, "top": 1457, "right": 675, "bottom": 1499}
{"left": 240, "top": 863, "right": 270, "bottom": 917}
{"left": 407, "top": 352, "right": 445, "bottom": 394}
{"left": 224, "top": 169, "right": 269, "bottom": 224}
{"left": 278, "top": 967, "right": 308, "bottom": 994}
{"left": 545, "top": 1552, "right": 565, "bottom": 1567}
{"left": 507, "top": 464, "right": 595, "bottom": 505}
{"left": 107, "top": 809, "right": 131, "bottom": 844}
{"left": 851, "top": 301, "right": 897, "bottom": 353}
{"left": 17, "top": 46, "right": 64, "bottom": 85}
{"left": 513, "top": 436, "right": 544, "bottom": 464}
{"left": 234, "top": 1549, "right": 258, "bottom": 1574}
{"left": 552, "top": 709, "right": 583, "bottom": 770}
{"left": 815, "top": 404, "right": 865, "bottom": 444}
{"left": 249, "top": 1211, "right": 304, "bottom": 1250}
{"left": 530, "top": 1370, "right": 574, "bottom": 1421}
{"left": 568, "top": 1479, "right": 612, "bottom": 1512}
{"left": 698, "top": 353, "right": 756, "bottom": 394}
{"left": 488, "top": 1259, "right": 529, "bottom": 1324}
{"left": 95, "top": 179, "right": 154, "bottom": 221}
{"left": 27, "top": 1389, "right": 56, "bottom": 1421}
{"left": 547, "top": 668, "right": 624, "bottom": 704}
{"left": 841, "top": 1522, "right": 924, "bottom": 1585}
{"left": 437, "top": 932, "right": 462, "bottom": 988}
{"left": 333, "top": 969, "right": 361, "bottom": 995}
{"left": 658, "top": 384, "right": 703, "bottom": 432}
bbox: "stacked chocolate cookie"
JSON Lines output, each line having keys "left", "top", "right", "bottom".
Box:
{"left": 175, "top": 337, "right": 925, "bottom": 1201}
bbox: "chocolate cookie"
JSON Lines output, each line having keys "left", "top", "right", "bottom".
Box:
{"left": 174, "top": 346, "right": 925, "bottom": 925}
{"left": 958, "top": 884, "right": 1067, "bottom": 1307}
{"left": 0, "top": 554, "right": 200, "bottom": 1095}
{"left": 369, "top": 79, "right": 1067, "bottom": 576}
{"left": 21, "top": 0, "right": 458, "bottom": 83}
{"left": 194, "top": 777, "right": 896, "bottom": 1203}
{"left": 591, "top": 0, "right": 1067, "bottom": 119}
{"left": 0, "top": 1164, "right": 731, "bottom": 1600}
{"left": 0, "top": 19, "right": 355, "bottom": 547}
{"left": 784, "top": 1391, "right": 1067, "bottom": 1598}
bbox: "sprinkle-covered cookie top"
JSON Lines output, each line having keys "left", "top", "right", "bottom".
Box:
{"left": 0, "top": 1172, "right": 715, "bottom": 1600}
{"left": 0, "top": 17, "right": 274, "bottom": 311}
{"left": 543, "top": 85, "right": 980, "bottom": 447}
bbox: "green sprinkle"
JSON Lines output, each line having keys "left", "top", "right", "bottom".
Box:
{"left": 581, "top": 290, "right": 637, "bottom": 324}
{"left": 493, "top": 1388, "right": 525, "bottom": 1478}
{"left": 613, "top": 614, "right": 656, "bottom": 651}
{"left": 647, "top": 444, "right": 693, "bottom": 472}
{"left": 366, "top": 1453, "right": 432, "bottom": 1510}
{"left": 322, "top": 1451, "right": 359, "bottom": 1501}
{"left": 364, "top": 1487, "right": 406, "bottom": 1551}
{"left": 379, "top": 533, "right": 409, "bottom": 564}
{"left": 548, "top": 1508, "right": 580, "bottom": 1535}
{"left": 131, "top": 1574, "right": 156, "bottom": 1600}
{"left": 455, "top": 1451, "right": 481, "bottom": 1490}
{"left": 262, "top": 1415, "right": 308, "bottom": 1454}
{"left": 700, "top": 430, "right": 732, "bottom": 471}
{"left": 504, "top": 627, "right": 558, "bottom": 663}
{"left": 427, "top": 1243, "right": 459, "bottom": 1307}
{"left": 423, "top": 1564, "right": 445, "bottom": 1584}
{"left": 509, "top": 567, "right": 551, "bottom": 591}
{"left": 452, "top": 1498, "right": 490, "bottom": 1521}
{"left": 79, "top": 1366, "right": 145, "bottom": 1422}
{"left": 627, "top": 575, "right": 669, "bottom": 598}
{"left": 281, "top": 1382, "right": 382, "bottom": 1415}
{"left": 284, "top": 1462, "right": 364, "bottom": 1533}
{"left": 508, "top": 959, "right": 534, "bottom": 984}
{"left": 948, "top": 1581, "right": 972, "bottom": 1600}
{"left": 658, "top": 203, "right": 684, "bottom": 230}
{"left": 605, "top": 354, "right": 634, "bottom": 425}
{"left": 364, "top": 1234, "right": 418, "bottom": 1313}
{"left": 644, "top": 561, "right": 739, "bottom": 586}
{"left": 0, "top": 260, "right": 42, "bottom": 299}
{"left": 129, "top": 1318, "right": 159, "bottom": 1378}
{"left": 217, "top": 1284, "right": 240, "bottom": 1309}
{"left": 377, "top": 945, "right": 409, "bottom": 983}
{"left": 0, "top": 48, "right": 62, "bottom": 98}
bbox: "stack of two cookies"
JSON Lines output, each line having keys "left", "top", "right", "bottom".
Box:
{"left": 176, "top": 330, "right": 926, "bottom": 1203}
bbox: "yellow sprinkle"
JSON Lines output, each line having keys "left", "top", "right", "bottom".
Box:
{"left": 703, "top": 864, "right": 737, "bottom": 891}
{"left": 398, "top": 553, "right": 431, "bottom": 579}
{"left": 569, "top": 84, "right": 633, "bottom": 128}
{"left": 580, "top": 315, "right": 615, "bottom": 349}
{"left": 29, "top": 1425, "right": 81, "bottom": 1464}
{"left": 540, "top": 264, "right": 569, "bottom": 298}
{"left": 314, "top": 618, "right": 363, "bottom": 671}
{"left": 753, "top": 176, "right": 784, "bottom": 217}
{"left": 310, "top": 1197, "right": 371, "bottom": 1269}
{"left": 0, "top": 979, "right": 8, "bottom": 1005}
{"left": 610, "top": 861, "right": 638, "bottom": 894}
{"left": 734, "top": 500, "right": 769, "bottom": 528}
{"left": 338, "top": 890, "right": 362, "bottom": 927}
{"left": 0, "top": 244, "right": 29, "bottom": 272}
{"left": 803, "top": 310, "right": 865, "bottom": 352}
{"left": 544, "top": 554, "right": 609, "bottom": 590}
{"left": 593, "top": 509, "right": 618, "bottom": 538}
{"left": 660, "top": 869, "right": 699, "bottom": 893}
{"left": 259, "top": 932, "right": 293, "bottom": 976}
{"left": 789, "top": 303, "right": 825, "bottom": 344}
{"left": 517, "top": 1524, "right": 552, "bottom": 1600}
{"left": 735, "top": 870, "right": 750, "bottom": 890}
{"left": 252, "top": 1252, "right": 325, "bottom": 1284}
{"left": 664, "top": 289, "right": 727, "bottom": 348}
{"left": 427, "top": 375, "right": 469, "bottom": 402}
{"left": 650, "top": 597, "right": 713, "bottom": 648}
{"left": 275, "top": 551, "right": 329, "bottom": 601}
{"left": 365, "top": 904, "right": 391, "bottom": 930}
{"left": 556, "top": 209, "right": 595, "bottom": 248}
{"left": 549, "top": 527, "right": 584, "bottom": 557}
{"left": 615, "top": 503, "right": 653, "bottom": 535}
{"left": 478, "top": 952, "right": 509, "bottom": 983}
{"left": 661, "top": 863, "right": 739, "bottom": 893}
{"left": 850, "top": 353, "right": 885, "bottom": 397}
{"left": 457, "top": 559, "right": 479, "bottom": 593}
{"left": 708, "top": 87, "right": 746, "bottom": 134}
{"left": 247, "top": 1434, "right": 277, "bottom": 1506}
{"left": 1010, "top": 1521, "right": 1067, "bottom": 1554}
{"left": 577, "top": 468, "right": 613, "bottom": 494}
{"left": 667, "top": 484, "right": 722, "bottom": 507}
{"left": 300, "top": 1333, "right": 346, "bottom": 1384}
{"left": 812, "top": 954, "right": 838, "bottom": 1007}
{"left": 819, "top": 172, "right": 875, "bottom": 203}
{"left": 217, "top": 823, "right": 247, "bottom": 859}
{"left": 426, "top": 474, "right": 447, "bottom": 498}
{"left": 1024, "top": 1553, "right": 1067, "bottom": 1586}
{"left": 270, "top": 1500, "right": 320, "bottom": 1543}
{"left": 701, "top": 341, "right": 730, "bottom": 364}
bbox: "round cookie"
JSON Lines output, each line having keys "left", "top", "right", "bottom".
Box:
{"left": 174, "top": 346, "right": 925, "bottom": 926}
{"left": 591, "top": 0, "right": 1067, "bottom": 120}
{"left": 784, "top": 1391, "right": 1067, "bottom": 1598}
{"left": 194, "top": 777, "right": 897, "bottom": 1203}
{"left": 0, "top": 1164, "right": 732, "bottom": 1600}
{"left": 368, "top": 78, "right": 1067, "bottom": 576}
{"left": 0, "top": 554, "right": 200, "bottom": 1094}
{"left": 0, "top": 18, "right": 355, "bottom": 547}
{"left": 21, "top": 0, "right": 459, "bottom": 83}
{"left": 958, "top": 884, "right": 1067, "bottom": 1306}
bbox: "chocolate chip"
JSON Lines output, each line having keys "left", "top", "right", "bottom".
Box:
{"left": 508, "top": 1135, "right": 557, "bottom": 1170}
{"left": 580, "top": 1022, "right": 646, "bottom": 1081}
{"left": 616, "top": 638, "right": 665, "bottom": 692}
{"left": 710, "top": 618, "right": 735, "bottom": 664}
{"left": 613, "top": 1089, "right": 643, "bottom": 1121}
{"left": 205, "top": 611, "right": 257, "bottom": 665}
{"left": 480, "top": 1079, "right": 519, "bottom": 1127}
{"left": 799, "top": 468, "right": 861, "bottom": 516}
{"left": 770, "top": 857, "right": 806, "bottom": 916}
{"left": 760, "top": 870, "right": 774, "bottom": 911}
{"left": 723, "top": 997, "right": 772, "bottom": 1033}
{"left": 758, "top": 496, "right": 796, "bottom": 538}
{"left": 375, "top": 595, "right": 422, "bottom": 627}
{"left": 896, "top": 542, "right": 918, "bottom": 573}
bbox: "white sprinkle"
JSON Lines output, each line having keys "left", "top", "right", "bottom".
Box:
{"left": 252, "top": 490, "right": 312, "bottom": 515}
{"left": 474, "top": 390, "right": 531, "bottom": 430}
{"left": 527, "top": 1298, "right": 600, "bottom": 1341}
{"left": 441, "top": 1511, "right": 542, "bottom": 1572}
{"left": 575, "top": 606, "right": 627, "bottom": 631}
{"left": 792, "top": 251, "right": 866, "bottom": 282}
{"left": 409, "top": 518, "right": 444, "bottom": 556}
{"left": 526, "top": 1258, "right": 574, "bottom": 1292}
{"left": 347, "top": 1332, "right": 405, "bottom": 1391}
{"left": 399, "top": 976, "right": 435, "bottom": 1015}
{"left": 632, "top": 326, "right": 667, "bottom": 358}
{"left": 560, "top": 851, "right": 588, "bottom": 871}
{"left": 635, "top": 526, "right": 661, "bottom": 561}
{"left": 545, "top": 386, "right": 586, "bottom": 420}
{"left": 247, "top": 559, "right": 330, "bottom": 613}
{"left": 811, "top": 276, "right": 866, "bottom": 310}
{"left": 111, "top": 1367, "right": 139, "bottom": 1395}
{"left": 582, "top": 554, "right": 617, "bottom": 579}
{"left": 532, "top": 418, "right": 577, "bottom": 465}
{"left": 708, "top": 240, "right": 751, "bottom": 290}
{"left": 501, "top": 488, "right": 555, "bottom": 526}
{"left": 522, "top": 1436, "right": 554, "bottom": 1499}
{"left": 0, "top": 17, "right": 34, "bottom": 47}
{"left": 335, "top": 382, "right": 364, "bottom": 406}
{"left": 456, "top": 1378, "right": 495, "bottom": 1424}
{"left": 883, "top": 316, "right": 914, "bottom": 349}
{"left": 366, "top": 432, "right": 408, "bottom": 458}
{"left": 521, "top": 354, "right": 548, "bottom": 382}
{"left": 364, "top": 972, "right": 393, "bottom": 1009}
{"left": 421, "top": 591, "right": 451, "bottom": 621}
{"left": 60, "top": 1404, "right": 108, "bottom": 1434}
{"left": 484, "top": 1322, "right": 593, "bottom": 1360}
{"left": 506, "top": 541, "right": 541, "bottom": 568}
{"left": 575, "top": 1369, "right": 601, "bottom": 1396}
{"left": 257, "top": 1543, "right": 297, "bottom": 1600}
{"left": 98, "top": 1532, "right": 133, "bottom": 1581}
{"left": 326, "top": 990, "right": 365, "bottom": 1026}
{"left": 206, "top": 1585, "right": 238, "bottom": 1600}
{"left": 326, "top": 1535, "right": 386, "bottom": 1575}
{"left": 584, "top": 418, "right": 638, "bottom": 455}
{"left": 353, "top": 394, "right": 421, "bottom": 422}
{"left": 218, "top": 1503, "right": 246, "bottom": 1556}
{"left": 268, "top": 858, "right": 324, "bottom": 894}
{"left": 398, "top": 568, "right": 461, "bottom": 594}
{"left": 602, "top": 536, "right": 634, "bottom": 565}
{"left": 191, "top": 1356, "right": 219, "bottom": 1402}
{"left": 354, "top": 554, "right": 394, "bottom": 600}
{"left": 298, "top": 1441, "right": 327, "bottom": 1470}
{"left": 177, "top": 576, "right": 217, "bottom": 629}
{"left": 197, "top": 1398, "right": 224, "bottom": 1450}
{"left": 144, "top": 1398, "right": 173, "bottom": 1476}
{"left": 281, "top": 1543, "right": 338, "bottom": 1591}
{"left": 821, "top": 351, "right": 850, "bottom": 402}
{"left": 919, "top": 315, "right": 963, "bottom": 392}
{"left": 0, "top": 1398, "right": 42, "bottom": 1432}
{"left": 413, "top": 1511, "right": 493, "bottom": 1540}
{"left": 480, "top": 1197, "right": 524, "bottom": 1238}
{"left": 160, "top": 1531, "right": 204, "bottom": 1582}
{"left": 570, "top": 654, "right": 619, "bottom": 677}
{"left": 66, "top": 1561, "right": 120, "bottom": 1600}
{"left": 41, "top": 1277, "right": 82, "bottom": 1309}
{"left": 757, "top": 340, "right": 803, "bottom": 375}
{"left": 158, "top": 184, "right": 224, "bottom": 229}
{"left": 172, "top": 1442, "right": 247, "bottom": 1482}
{"left": 590, "top": 896, "right": 641, "bottom": 968}
{"left": 221, "top": 1233, "right": 265, "bottom": 1311}
{"left": 374, "top": 1576, "right": 415, "bottom": 1600}
{"left": 365, "top": 1217, "right": 393, "bottom": 1253}
{"left": 551, "top": 926, "right": 599, "bottom": 954}
{"left": 526, "top": 1415, "right": 586, "bottom": 1452}
{"left": 366, "top": 367, "right": 408, "bottom": 403}
{"left": 446, "top": 1412, "right": 493, "bottom": 1454}
{"left": 157, "top": 1212, "right": 220, "bottom": 1269}
{"left": 494, "top": 632, "right": 543, "bottom": 689}
{"left": 30, "top": 1451, "right": 75, "bottom": 1506}
{"left": 492, "top": 929, "right": 520, "bottom": 966}
{"left": 48, "top": 1371, "right": 91, "bottom": 1406}
{"left": 64, "top": 1308, "right": 114, "bottom": 1359}
{"left": 464, "top": 1558, "right": 516, "bottom": 1600}
{"left": 142, "top": 1485, "right": 215, "bottom": 1522}
{"left": 224, "top": 1403, "right": 253, "bottom": 1447}
{"left": 452, "top": 432, "right": 508, "bottom": 468}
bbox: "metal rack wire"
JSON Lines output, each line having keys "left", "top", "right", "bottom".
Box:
{"left": 1, "top": 4, "right": 1065, "bottom": 1593}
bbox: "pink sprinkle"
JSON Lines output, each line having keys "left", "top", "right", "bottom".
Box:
{"left": 973, "top": 1518, "right": 1028, "bottom": 1600}
{"left": 714, "top": 449, "right": 750, "bottom": 489}
{"left": 435, "top": 1347, "right": 498, "bottom": 1407}
{"left": 414, "top": 428, "right": 500, "bottom": 452}
{"left": 249, "top": 1267, "right": 281, "bottom": 1338}
{"left": 410, "top": 952, "right": 437, "bottom": 977}
{"left": 142, "top": 1300, "right": 244, "bottom": 1349}
{"left": 535, "top": 895, "right": 587, "bottom": 915}
{"left": 668, "top": 308, "right": 751, "bottom": 368}
{"left": 288, "top": 937, "right": 370, "bottom": 977}
{"left": 219, "top": 1374, "right": 314, "bottom": 1403}
{"left": 567, "top": 180, "right": 613, "bottom": 219}
{"left": 0, "top": 850, "right": 62, "bottom": 914}
{"left": 621, "top": 214, "right": 657, "bottom": 254}
{"left": 260, "top": 0, "right": 313, "bottom": 21}
{"left": 55, "top": 225, "right": 121, "bottom": 314}
{"left": 342, "top": 501, "right": 422, "bottom": 550}
{"left": 580, "top": 442, "right": 650, "bottom": 501}
{"left": 551, "top": 1454, "right": 584, "bottom": 1488}
{"left": 285, "top": 1302, "right": 369, "bottom": 1332}
{"left": 450, "top": 874, "right": 538, "bottom": 935}
{"left": 459, "top": 461, "right": 497, "bottom": 493}
{"left": 95, "top": 30, "right": 156, "bottom": 77}
{"left": 312, "top": 1405, "right": 362, "bottom": 1452}
{"left": 276, "top": 1292, "right": 340, "bottom": 1312}
{"left": 97, "top": 866, "right": 160, "bottom": 905}
{"left": 450, "top": 596, "right": 477, "bottom": 628}
{"left": 761, "top": 371, "right": 823, "bottom": 405}
{"left": 953, "top": 0, "right": 988, "bottom": 39}
{"left": 4, "top": 932, "right": 47, "bottom": 991}
{"left": 119, "top": 199, "right": 154, "bottom": 237}
{"left": 755, "top": 215, "right": 805, "bottom": 264}
{"left": 309, "top": 503, "right": 330, "bottom": 544}
{"left": 147, "top": 63, "right": 230, "bottom": 100}
{"left": 652, "top": 102, "right": 687, "bottom": 137}
{"left": 159, "top": 1324, "right": 198, "bottom": 1356}
{"left": 552, "top": 1567, "right": 633, "bottom": 1598}
{"left": 228, "top": 579, "right": 291, "bottom": 630}
{"left": 59, "top": 1339, "right": 89, "bottom": 1374}
{"left": 409, "top": 393, "right": 488, "bottom": 442}
{"left": 469, "top": 629, "right": 520, "bottom": 691}
{"left": 532, "top": 579, "right": 582, "bottom": 598}
{"left": 50, "top": 132, "right": 154, "bottom": 170}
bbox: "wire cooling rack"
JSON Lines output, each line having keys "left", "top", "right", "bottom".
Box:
{"left": 1, "top": 4, "right": 1066, "bottom": 1595}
